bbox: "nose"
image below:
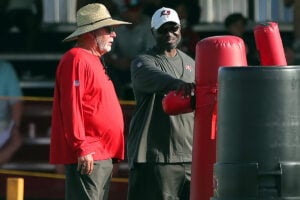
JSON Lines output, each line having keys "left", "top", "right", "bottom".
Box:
{"left": 166, "top": 31, "right": 174, "bottom": 37}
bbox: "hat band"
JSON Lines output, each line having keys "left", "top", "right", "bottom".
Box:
{"left": 78, "top": 17, "right": 112, "bottom": 28}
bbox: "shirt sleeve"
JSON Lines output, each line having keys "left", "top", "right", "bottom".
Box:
{"left": 131, "top": 55, "right": 185, "bottom": 94}
{"left": 2, "top": 62, "right": 22, "bottom": 105}
{"left": 57, "top": 56, "right": 91, "bottom": 157}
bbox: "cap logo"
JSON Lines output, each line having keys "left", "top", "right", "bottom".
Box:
{"left": 160, "top": 10, "right": 171, "bottom": 17}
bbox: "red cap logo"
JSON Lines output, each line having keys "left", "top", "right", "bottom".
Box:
{"left": 160, "top": 10, "right": 171, "bottom": 17}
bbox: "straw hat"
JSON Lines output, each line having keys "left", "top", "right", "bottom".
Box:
{"left": 63, "top": 3, "right": 131, "bottom": 42}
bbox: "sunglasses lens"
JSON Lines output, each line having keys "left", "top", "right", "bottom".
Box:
{"left": 109, "top": 27, "right": 114, "bottom": 33}
{"left": 157, "top": 25, "right": 180, "bottom": 34}
{"left": 104, "top": 26, "right": 114, "bottom": 33}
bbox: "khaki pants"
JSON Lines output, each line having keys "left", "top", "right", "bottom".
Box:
{"left": 65, "top": 159, "right": 113, "bottom": 200}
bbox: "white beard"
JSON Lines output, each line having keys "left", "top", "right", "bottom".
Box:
{"left": 96, "top": 38, "right": 111, "bottom": 53}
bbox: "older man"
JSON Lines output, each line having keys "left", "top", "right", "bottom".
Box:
{"left": 49, "top": 3, "right": 130, "bottom": 200}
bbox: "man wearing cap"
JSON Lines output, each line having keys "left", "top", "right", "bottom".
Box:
{"left": 127, "top": 7, "right": 195, "bottom": 200}
{"left": 49, "top": 3, "right": 130, "bottom": 200}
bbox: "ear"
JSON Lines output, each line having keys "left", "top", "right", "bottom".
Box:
{"left": 78, "top": 32, "right": 95, "bottom": 45}
{"left": 89, "top": 31, "right": 96, "bottom": 38}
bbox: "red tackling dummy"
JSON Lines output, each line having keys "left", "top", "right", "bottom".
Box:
{"left": 254, "top": 22, "right": 287, "bottom": 66}
{"left": 190, "top": 36, "right": 248, "bottom": 200}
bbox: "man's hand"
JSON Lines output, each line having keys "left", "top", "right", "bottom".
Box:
{"left": 175, "top": 82, "right": 195, "bottom": 97}
{"left": 77, "top": 153, "right": 94, "bottom": 175}
{"left": 0, "top": 127, "right": 23, "bottom": 165}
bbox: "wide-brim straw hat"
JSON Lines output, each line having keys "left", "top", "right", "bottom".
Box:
{"left": 63, "top": 3, "right": 131, "bottom": 42}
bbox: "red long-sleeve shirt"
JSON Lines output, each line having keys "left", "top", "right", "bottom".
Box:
{"left": 50, "top": 47, "right": 124, "bottom": 164}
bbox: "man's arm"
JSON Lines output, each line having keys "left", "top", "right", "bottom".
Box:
{"left": 0, "top": 101, "right": 23, "bottom": 165}
{"left": 131, "top": 56, "right": 185, "bottom": 94}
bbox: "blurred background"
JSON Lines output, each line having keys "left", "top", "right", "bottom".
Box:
{"left": 0, "top": 0, "right": 299, "bottom": 199}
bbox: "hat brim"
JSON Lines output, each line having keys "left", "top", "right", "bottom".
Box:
{"left": 63, "top": 18, "right": 131, "bottom": 42}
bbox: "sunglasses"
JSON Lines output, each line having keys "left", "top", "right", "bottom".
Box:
{"left": 102, "top": 26, "right": 115, "bottom": 33}
{"left": 157, "top": 25, "right": 180, "bottom": 35}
